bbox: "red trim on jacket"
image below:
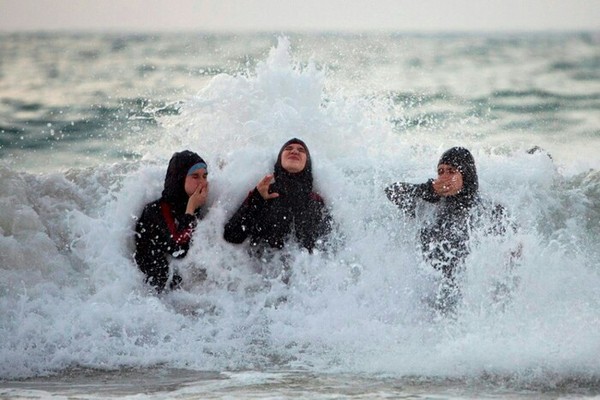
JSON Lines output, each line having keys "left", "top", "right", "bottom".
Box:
{"left": 160, "top": 202, "right": 193, "bottom": 245}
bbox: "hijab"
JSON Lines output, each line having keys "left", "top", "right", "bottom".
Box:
{"left": 437, "top": 146, "right": 479, "bottom": 209}
{"left": 270, "top": 138, "right": 313, "bottom": 202}
{"left": 161, "top": 150, "right": 206, "bottom": 214}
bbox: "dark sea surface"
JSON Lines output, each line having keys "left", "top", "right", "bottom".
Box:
{"left": 1, "top": 32, "right": 600, "bottom": 399}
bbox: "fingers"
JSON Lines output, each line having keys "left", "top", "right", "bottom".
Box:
{"left": 198, "top": 182, "right": 209, "bottom": 195}
{"left": 257, "top": 174, "right": 278, "bottom": 200}
{"left": 258, "top": 174, "right": 273, "bottom": 188}
{"left": 193, "top": 185, "right": 208, "bottom": 201}
{"left": 432, "top": 178, "right": 446, "bottom": 194}
{"left": 433, "top": 178, "right": 453, "bottom": 196}
{"left": 190, "top": 183, "right": 208, "bottom": 207}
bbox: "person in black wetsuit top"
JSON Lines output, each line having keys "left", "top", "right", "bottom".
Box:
{"left": 134, "top": 150, "right": 208, "bottom": 292}
{"left": 223, "top": 138, "right": 332, "bottom": 281}
{"left": 385, "top": 147, "right": 514, "bottom": 310}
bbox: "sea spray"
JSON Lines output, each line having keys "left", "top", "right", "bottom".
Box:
{"left": 0, "top": 35, "right": 599, "bottom": 390}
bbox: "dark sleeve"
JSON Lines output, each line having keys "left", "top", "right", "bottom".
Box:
{"left": 135, "top": 203, "right": 197, "bottom": 263}
{"left": 134, "top": 203, "right": 166, "bottom": 271}
{"left": 298, "top": 194, "right": 333, "bottom": 252}
{"left": 313, "top": 196, "right": 333, "bottom": 240}
{"left": 385, "top": 180, "right": 439, "bottom": 216}
{"left": 223, "top": 188, "right": 266, "bottom": 244}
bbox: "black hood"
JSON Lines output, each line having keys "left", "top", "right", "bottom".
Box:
{"left": 161, "top": 150, "right": 206, "bottom": 211}
{"left": 272, "top": 138, "right": 313, "bottom": 193}
{"left": 438, "top": 147, "right": 479, "bottom": 205}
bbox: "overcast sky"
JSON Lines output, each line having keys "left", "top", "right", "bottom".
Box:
{"left": 0, "top": 0, "right": 599, "bottom": 33}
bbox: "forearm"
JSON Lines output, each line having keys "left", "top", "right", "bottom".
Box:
{"left": 318, "top": 205, "right": 333, "bottom": 238}
{"left": 385, "top": 180, "right": 439, "bottom": 213}
{"left": 412, "top": 180, "right": 439, "bottom": 202}
{"left": 224, "top": 189, "right": 265, "bottom": 243}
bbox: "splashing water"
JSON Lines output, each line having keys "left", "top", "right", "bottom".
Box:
{"left": 1, "top": 36, "right": 599, "bottom": 394}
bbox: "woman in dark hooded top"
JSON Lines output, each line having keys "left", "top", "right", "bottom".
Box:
{"left": 385, "top": 147, "right": 513, "bottom": 286}
{"left": 134, "top": 150, "right": 209, "bottom": 292}
{"left": 224, "top": 138, "right": 332, "bottom": 256}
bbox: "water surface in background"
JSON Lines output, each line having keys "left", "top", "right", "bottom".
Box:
{"left": 1, "top": 32, "right": 600, "bottom": 399}
{"left": 2, "top": 32, "right": 599, "bottom": 171}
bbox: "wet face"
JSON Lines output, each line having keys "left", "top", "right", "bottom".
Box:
{"left": 184, "top": 168, "right": 208, "bottom": 196}
{"left": 280, "top": 143, "right": 307, "bottom": 173}
{"left": 436, "top": 163, "right": 464, "bottom": 196}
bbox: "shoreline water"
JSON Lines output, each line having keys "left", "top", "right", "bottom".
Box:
{"left": 3, "top": 368, "right": 600, "bottom": 399}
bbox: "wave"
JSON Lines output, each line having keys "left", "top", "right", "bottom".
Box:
{"left": 1, "top": 37, "right": 599, "bottom": 386}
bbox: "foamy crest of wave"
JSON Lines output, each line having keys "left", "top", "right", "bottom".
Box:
{"left": 0, "top": 37, "right": 599, "bottom": 386}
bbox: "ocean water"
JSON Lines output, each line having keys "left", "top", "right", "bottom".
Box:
{"left": 1, "top": 32, "right": 600, "bottom": 399}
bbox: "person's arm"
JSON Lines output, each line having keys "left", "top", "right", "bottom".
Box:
{"left": 135, "top": 207, "right": 171, "bottom": 291}
{"left": 385, "top": 180, "right": 439, "bottom": 216}
{"left": 223, "top": 188, "right": 266, "bottom": 244}
{"left": 135, "top": 202, "right": 196, "bottom": 264}
{"left": 312, "top": 193, "right": 333, "bottom": 240}
{"left": 295, "top": 193, "right": 333, "bottom": 252}
{"left": 134, "top": 204, "right": 156, "bottom": 267}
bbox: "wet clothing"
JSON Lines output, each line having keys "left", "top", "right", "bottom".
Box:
{"left": 224, "top": 138, "right": 332, "bottom": 253}
{"left": 385, "top": 147, "right": 511, "bottom": 281}
{"left": 386, "top": 180, "right": 510, "bottom": 280}
{"left": 134, "top": 200, "right": 198, "bottom": 291}
{"left": 134, "top": 150, "right": 206, "bottom": 292}
{"left": 223, "top": 187, "right": 331, "bottom": 252}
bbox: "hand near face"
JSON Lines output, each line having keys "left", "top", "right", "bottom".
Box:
{"left": 433, "top": 164, "right": 463, "bottom": 197}
{"left": 433, "top": 177, "right": 459, "bottom": 196}
{"left": 256, "top": 174, "right": 279, "bottom": 200}
{"left": 186, "top": 182, "right": 208, "bottom": 214}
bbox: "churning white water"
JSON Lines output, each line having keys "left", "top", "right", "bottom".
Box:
{"left": 1, "top": 35, "right": 600, "bottom": 398}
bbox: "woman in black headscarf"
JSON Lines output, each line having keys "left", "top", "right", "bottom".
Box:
{"left": 385, "top": 147, "right": 513, "bottom": 305}
{"left": 224, "top": 138, "right": 332, "bottom": 257}
{"left": 134, "top": 150, "right": 209, "bottom": 292}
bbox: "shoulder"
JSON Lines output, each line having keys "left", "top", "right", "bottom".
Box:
{"left": 136, "top": 199, "right": 163, "bottom": 230}
{"left": 309, "top": 192, "right": 325, "bottom": 203}
{"left": 140, "top": 199, "right": 162, "bottom": 214}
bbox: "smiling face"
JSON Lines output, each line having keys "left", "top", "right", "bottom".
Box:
{"left": 184, "top": 168, "right": 208, "bottom": 196}
{"left": 437, "top": 163, "right": 464, "bottom": 196}
{"left": 280, "top": 143, "right": 308, "bottom": 173}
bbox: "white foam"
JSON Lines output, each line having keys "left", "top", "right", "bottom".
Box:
{"left": 1, "top": 38, "right": 599, "bottom": 385}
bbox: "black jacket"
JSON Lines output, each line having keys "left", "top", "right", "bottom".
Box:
{"left": 134, "top": 150, "right": 205, "bottom": 292}
{"left": 385, "top": 147, "right": 511, "bottom": 280}
{"left": 223, "top": 186, "right": 331, "bottom": 252}
{"left": 224, "top": 138, "right": 332, "bottom": 253}
{"left": 134, "top": 200, "right": 198, "bottom": 291}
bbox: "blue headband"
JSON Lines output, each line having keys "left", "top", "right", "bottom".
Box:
{"left": 187, "top": 162, "right": 208, "bottom": 175}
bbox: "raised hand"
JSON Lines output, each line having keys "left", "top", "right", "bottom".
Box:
{"left": 256, "top": 174, "right": 279, "bottom": 200}
{"left": 432, "top": 175, "right": 462, "bottom": 197}
{"left": 186, "top": 182, "right": 209, "bottom": 214}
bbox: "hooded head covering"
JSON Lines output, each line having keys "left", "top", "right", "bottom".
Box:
{"left": 438, "top": 147, "right": 479, "bottom": 206}
{"left": 161, "top": 150, "right": 206, "bottom": 212}
{"left": 271, "top": 138, "right": 313, "bottom": 198}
